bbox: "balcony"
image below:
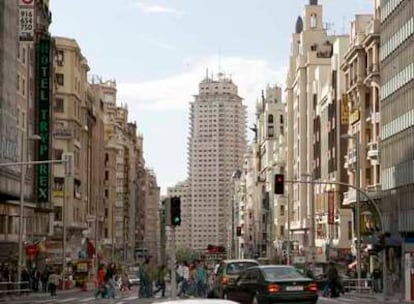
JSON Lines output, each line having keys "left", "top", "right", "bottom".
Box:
{"left": 53, "top": 128, "right": 72, "bottom": 139}
{"left": 367, "top": 141, "right": 379, "bottom": 159}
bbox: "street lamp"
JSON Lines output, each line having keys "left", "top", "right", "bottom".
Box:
{"left": 17, "top": 134, "right": 41, "bottom": 285}
{"left": 301, "top": 173, "right": 315, "bottom": 267}
{"left": 341, "top": 133, "right": 361, "bottom": 283}
{"left": 232, "top": 169, "right": 242, "bottom": 259}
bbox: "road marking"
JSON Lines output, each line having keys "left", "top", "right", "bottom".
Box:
{"left": 58, "top": 297, "right": 78, "bottom": 302}
{"left": 79, "top": 297, "right": 96, "bottom": 302}
{"left": 123, "top": 295, "right": 138, "bottom": 300}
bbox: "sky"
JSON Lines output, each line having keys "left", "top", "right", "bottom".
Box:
{"left": 49, "top": 0, "right": 373, "bottom": 194}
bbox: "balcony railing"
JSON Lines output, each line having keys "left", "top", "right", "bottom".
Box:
{"left": 367, "top": 141, "right": 379, "bottom": 158}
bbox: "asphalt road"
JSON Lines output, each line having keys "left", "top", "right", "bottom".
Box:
{"left": 0, "top": 287, "right": 392, "bottom": 304}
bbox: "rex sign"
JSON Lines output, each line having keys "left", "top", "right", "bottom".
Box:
{"left": 36, "top": 38, "right": 51, "bottom": 203}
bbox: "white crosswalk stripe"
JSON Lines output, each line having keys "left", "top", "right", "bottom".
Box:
{"left": 79, "top": 297, "right": 96, "bottom": 302}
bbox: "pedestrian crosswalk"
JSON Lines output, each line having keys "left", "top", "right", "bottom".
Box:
{"left": 1, "top": 294, "right": 143, "bottom": 304}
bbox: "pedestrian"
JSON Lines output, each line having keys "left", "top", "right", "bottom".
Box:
{"left": 47, "top": 271, "right": 59, "bottom": 296}
{"left": 371, "top": 266, "right": 382, "bottom": 293}
{"left": 120, "top": 272, "right": 131, "bottom": 293}
{"left": 153, "top": 264, "right": 167, "bottom": 297}
{"left": 326, "top": 262, "right": 340, "bottom": 298}
{"left": 95, "top": 265, "right": 107, "bottom": 298}
{"left": 105, "top": 263, "right": 116, "bottom": 299}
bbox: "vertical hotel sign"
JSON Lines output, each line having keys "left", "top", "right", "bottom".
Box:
{"left": 18, "top": 0, "right": 35, "bottom": 42}
{"left": 327, "top": 191, "right": 335, "bottom": 225}
{"left": 37, "top": 38, "right": 51, "bottom": 203}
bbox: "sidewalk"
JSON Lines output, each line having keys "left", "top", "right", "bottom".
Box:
{"left": 342, "top": 291, "right": 409, "bottom": 303}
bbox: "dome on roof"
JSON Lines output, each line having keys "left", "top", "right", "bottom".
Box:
{"left": 295, "top": 16, "right": 303, "bottom": 34}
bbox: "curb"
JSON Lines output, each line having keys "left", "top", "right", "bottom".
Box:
{"left": 343, "top": 293, "right": 408, "bottom": 303}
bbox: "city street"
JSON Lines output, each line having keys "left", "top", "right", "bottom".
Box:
{"left": 0, "top": 287, "right": 400, "bottom": 304}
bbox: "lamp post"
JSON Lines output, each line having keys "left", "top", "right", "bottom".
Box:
{"left": 17, "top": 134, "right": 41, "bottom": 285}
{"left": 301, "top": 173, "right": 315, "bottom": 268}
{"left": 342, "top": 134, "right": 361, "bottom": 283}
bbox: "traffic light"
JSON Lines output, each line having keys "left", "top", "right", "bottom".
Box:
{"left": 170, "top": 196, "right": 181, "bottom": 226}
{"left": 274, "top": 174, "right": 284, "bottom": 194}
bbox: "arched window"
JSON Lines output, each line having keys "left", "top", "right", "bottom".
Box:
{"left": 310, "top": 13, "right": 317, "bottom": 28}
{"left": 268, "top": 114, "right": 274, "bottom": 123}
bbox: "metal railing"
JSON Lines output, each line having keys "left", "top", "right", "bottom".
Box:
{"left": 342, "top": 278, "right": 373, "bottom": 294}
{"left": 0, "top": 281, "right": 31, "bottom": 295}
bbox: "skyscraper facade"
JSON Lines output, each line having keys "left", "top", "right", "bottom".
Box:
{"left": 187, "top": 73, "right": 247, "bottom": 250}
{"left": 380, "top": 0, "right": 414, "bottom": 233}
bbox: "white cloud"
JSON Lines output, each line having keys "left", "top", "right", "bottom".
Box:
{"left": 118, "top": 56, "right": 286, "bottom": 123}
{"left": 134, "top": 1, "right": 184, "bottom": 15}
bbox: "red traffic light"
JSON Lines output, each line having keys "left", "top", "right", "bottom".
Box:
{"left": 274, "top": 174, "right": 284, "bottom": 194}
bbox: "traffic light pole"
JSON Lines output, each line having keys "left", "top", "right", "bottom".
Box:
{"left": 171, "top": 226, "right": 177, "bottom": 298}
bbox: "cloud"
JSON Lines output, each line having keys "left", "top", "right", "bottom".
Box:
{"left": 118, "top": 56, "right": 286, "bottom": 124}
{"left": 134, "top": 1, "right": 184, "bottom": 15}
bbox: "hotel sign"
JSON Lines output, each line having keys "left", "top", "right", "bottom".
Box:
{"left": 341, "top": 94, "right": 349, "bottom": 125}
{"left": 36, "top": 38, "right": 51, "bottom": 203}
{"left": 327, "top": 191, "right": 335, "bottom": 225}
{"left": 349, "top": 109, "right": 360, "bottom": 125}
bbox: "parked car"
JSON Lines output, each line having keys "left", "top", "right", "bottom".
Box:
{"left": 128, "top": 274, "right": 140, "bottom": 286}
{"left": 223, "top": 265, "right": 318, "bottom": 304}
{"left": 210, "top": 259, "right": 260, "bottom": 298}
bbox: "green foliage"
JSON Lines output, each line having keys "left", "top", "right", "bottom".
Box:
{"left": 175, "top": 247, "right": 201, "bottom": 263}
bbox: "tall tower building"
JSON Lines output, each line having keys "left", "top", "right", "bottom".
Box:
{"left": 187, "top": 73, "right": 247, "bottom": 250}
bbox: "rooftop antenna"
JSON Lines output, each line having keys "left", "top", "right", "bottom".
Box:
{"left": 218, "top": 47, "right": 224, "bottom": 79}
{"left": 341, "top": 16, "right": 347, "bottom": 35}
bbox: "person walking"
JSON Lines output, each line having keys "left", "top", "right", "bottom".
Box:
{"left": 326, "top": 262, "right": 340, "bottom": 298}
{"left": 153, "top": 264, "right": 167, "bottom": 297}
{"left": 47, "top": 271, "right": 59, "bottom": 297}
{"left": 105, "top": 263, "right": 116, "bottom": 299}
{"left": 95, "top": 265, "right": 107, "bottom": 298}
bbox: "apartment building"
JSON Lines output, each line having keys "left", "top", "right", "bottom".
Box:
{"left": 0, "top": 0, "right": 53, "bottom": 264}
{"left": 187, "top": 73, "right": 247, "bottom": 251}
{"left": 50, "top": 37, "right": 90, "bottom": 265}
{"left": 285, "top": 0, "right": 336, "bottom": 254}
{"left": 341, "top": 8, "right": 382, "bottom": 265}
{"left": 252, "top": 85, "right": 286, "bottom": 260}
{"left": 240, "top": 148, "right": 258, "bottom": 259}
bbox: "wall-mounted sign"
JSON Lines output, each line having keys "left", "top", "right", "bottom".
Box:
{"left": 19, "top": 0, "right": 34, "bottom": 42}
{"left": 341, "top": 94, "right": 349, "bottom": 125}
{"left": 36, "top": 38, "right": 51, "bottom": 203}
{"left": 349, "top": 110, "right": 360, "bottom": 125}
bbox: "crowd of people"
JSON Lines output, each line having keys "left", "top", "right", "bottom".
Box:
{"left": 138, "top": 256, "right": 212, "bottom": 299}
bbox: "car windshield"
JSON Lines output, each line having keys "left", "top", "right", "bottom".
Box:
{"left": 226, "top": 262, "right": 257, "bottom": 275}
{"left": 263, "top": 267, "right": 305, "bottom": 280}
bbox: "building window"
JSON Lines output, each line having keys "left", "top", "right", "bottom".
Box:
{"left": 54, "top": 98, "right": 64, "bottom": 112}
{"left": 54, "top": 149, "right": 63, "bottom": 160}
{"left": 57, "top": 50, "right": 64, "bottom": 66}
{"left": 54, "top": 207, "right": 62, "bottom": 221}
{"left": 310, "top": 13, "right": 317, "bottom": 28}
{"left": 56, "top": 73, "right": 64, "bottom": 86}
{"left": 268, "top": 114, "right": 274, "bottom": 123}
{"left": 268, "top": 126, "right": 274, "bottom": 138}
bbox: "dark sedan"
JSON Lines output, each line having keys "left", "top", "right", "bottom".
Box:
{"left": 223, "top": 265, "right": 318, "bottom": 304}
